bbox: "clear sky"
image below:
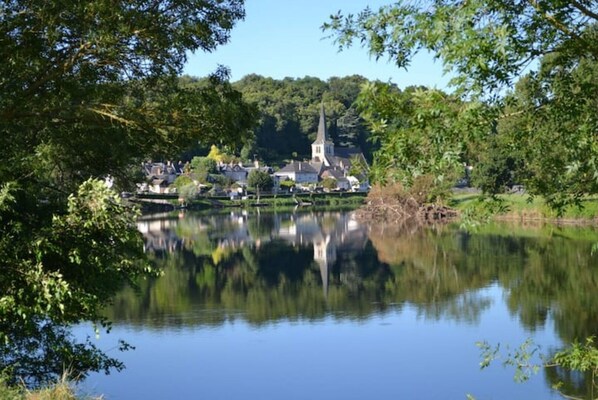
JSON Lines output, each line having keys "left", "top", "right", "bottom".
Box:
{"left": 183, "top": 0, "right": 450, "bottom": 89}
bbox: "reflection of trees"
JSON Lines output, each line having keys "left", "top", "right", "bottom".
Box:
{"left": 247, "top": 213, "right": 276, "bottom": 240}
{"left": 106, "top": 237, "right": 397, "bottom": 328}
{"left": 370, "top": 224, "right": 598, "bottom": 339}
{"left": 367, "top": 226, "right": 497, "bottom": 323}
{"left": 0, "top": 320, "right": 126, "bottom": 386}
{"left": 109, "top": 214, "right": 598, "bottom": 349}
{"left": 545, "top": 364, "right": 593, "bottom": 400}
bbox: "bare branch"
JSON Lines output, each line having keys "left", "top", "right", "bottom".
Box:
{"left": 569, "top": 0, "right": 598, "bottom": 21}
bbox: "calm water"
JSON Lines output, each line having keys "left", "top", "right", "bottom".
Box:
{"left": 78, "top": 210, "right": 598, "bottom": 399}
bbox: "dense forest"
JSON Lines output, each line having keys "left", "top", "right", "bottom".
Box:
{"left": 180, "top": 74, "right": 378, "bottom": 165}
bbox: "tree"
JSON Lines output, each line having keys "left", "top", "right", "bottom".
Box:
{"left": 321, "top": 177, "right": 338, "bottom": 190}
{"left": 355, "top": 81, "right": 489, "bottom": 198}
{"left": 190, "top": 156, "right": 218, "bottom": 183}
{"left": 247, "top": 170, "right": 274, "bottom": 192}
{"left": 493, "top": 56, "right": 598, "bottom": 209}
{"left": 207, "top": 145, "right": 227, "bottom": 163}
{"left": 0, "top": 0, "right": 251, "bottom": 385}
{"left": 279, "top": 179, "right": 295, "bottom": 192}
{"left": 323, "top": 1, "right": 598, "bottom": 207}
{"left": 233, "top": 74, "right": 373, "bottom": 163}
{"left": 174, "top": 175, "right": 198, "bottom": 204}
{"left": 478, "top": 337, "right": 598, "bottom": 400}
{"left": 348, "top": 154, "right": 370, "bottom": 180}
{"left": 323, "top": 1, "right": 598, "bottom": 94}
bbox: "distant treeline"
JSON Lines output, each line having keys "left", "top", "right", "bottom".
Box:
{"left": 179, "top": 74, "right": 382, "bottom": 165}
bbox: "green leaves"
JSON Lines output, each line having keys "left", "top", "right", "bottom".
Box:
{"left": 477, "top": 338, "right": 544, "bottom": 383}
{"left": 0, "top": 0, "right": 253, "bottom": 386}
{"left": 324, "top": 0, "right": 598, "bottom": 95}
{"left": 356, "top": 82, "right": 490, "bottom": 199}
{"left": 325, "top": 1, "right": 598, "bottom": 210}
{"left": 232, "top": 74, "right": 372, "bottom": 163}
{"left": 553, "top": 337, "right": 598, "bottom": 374}
{"left": 478, "top": 337, "right": 598, "bottom": 399}
{"left": 0, "top": 179, "right": 150, "bottom": 328}
{"left": 247, "top": 170, "right": 274, "bottom": 191}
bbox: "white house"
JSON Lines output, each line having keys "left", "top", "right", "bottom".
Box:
{"left": 274, "top": 161, "right": 319, "bottom": 184}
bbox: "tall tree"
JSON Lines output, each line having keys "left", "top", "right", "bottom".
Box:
{"left": 0, "top": 0, "right": 252, "bottom": 384}
{"left": 323, "top": 1, "right": 598, "bottom": 94}
{"left": 323, "top": 1, "right": 598, "bottom": 205}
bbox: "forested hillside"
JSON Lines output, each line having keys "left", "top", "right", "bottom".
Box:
{"left": 181, "top": 74, "right": 381, "bottom": 165}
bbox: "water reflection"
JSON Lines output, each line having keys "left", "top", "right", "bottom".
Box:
{"left": 138, "top": 210, "right": 368, "bottom": 300}
{"left": 108, "top": 211, "right": 598, "bottom": 344}
{"left": 96, "top": 211, "right": 598, "bottom": 399}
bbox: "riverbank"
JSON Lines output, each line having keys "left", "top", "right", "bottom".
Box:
{"left": 133, "top": 191, "right": 598, "bottom": 224}
{"left": 450, "top": 193, "right": 598, "bottom": 224}
{"left": 132, "top": 192, "right": 367, "bottom": 212}
{"left": 0, "top": 378, "right": 86, "bottom": 400}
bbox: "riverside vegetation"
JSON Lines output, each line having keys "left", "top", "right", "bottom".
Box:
{"left": 324, "top": 1, "right": 598, "bottom": 398}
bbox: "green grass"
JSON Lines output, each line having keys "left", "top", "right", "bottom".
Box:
{"left": 185, "top": 192, "right": 367, "bottom": 210}
{"left": 450, "top": 193, "right": 598, "bottom": 221}
{"left": 447, "top": 219, "right": 598, "bottom": 241}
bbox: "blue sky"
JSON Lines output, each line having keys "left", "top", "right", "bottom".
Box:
{"left": 183, "top": 0, "right": 450, "bottom": 89}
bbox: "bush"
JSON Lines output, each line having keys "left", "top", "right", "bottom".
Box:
{"left": 321, "top": 177, "right": 337, "bottom": 190}
{"left": 279, "top": 179, "right": 295, "bottom": 190}
{"left": 173, "top": 175, "right": 194, "bottom": 191}
{"left": 247, "top": 170, "right": 273, "bottom": 191}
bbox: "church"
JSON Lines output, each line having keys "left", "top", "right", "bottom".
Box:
{"left": 275, "top": 104, "right": 369, "bottom": 191}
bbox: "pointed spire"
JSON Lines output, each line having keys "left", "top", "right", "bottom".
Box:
{"left": 314, "top": 103, "right": 328, "bottom": 144}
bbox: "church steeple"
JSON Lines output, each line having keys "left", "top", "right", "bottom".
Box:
{"left": 311, "top": 103, "right": 334, "bottom": 163}
{"left": 314, "top": 103, "right": 328, "bottom": 144}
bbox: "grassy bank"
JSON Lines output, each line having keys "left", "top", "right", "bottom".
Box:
{"left": 135, "top": 192, "right": 367, "bottom": 211}
{"left": 0, "top": 379, "right": 84, "bottom": 400}
{"left": 450, "top": 193, "right": 598, "bottom": 222}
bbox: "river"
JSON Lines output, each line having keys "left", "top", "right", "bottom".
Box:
{"left": 77, "top": 210, "right": 598, "bottom": 399}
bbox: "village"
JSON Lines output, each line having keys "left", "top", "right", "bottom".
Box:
{"left": 138, "top": 105, "right": 370, "bottom": 198}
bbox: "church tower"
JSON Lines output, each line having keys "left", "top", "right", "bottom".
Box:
{"left": 311, "top": 104, "right": 334, "bottom": 164}
{"left": 313, "top": 234, "right": 337, "bottom": 298}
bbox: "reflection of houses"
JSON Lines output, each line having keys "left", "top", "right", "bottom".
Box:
{"left": 275, "top": 212, "right": 368, "bottom": 296}
{"left": 138, "top": 211, "right": 369, "bottom": 295}
{"left": 137, "top": 216, "right": 184, "bottom": 253}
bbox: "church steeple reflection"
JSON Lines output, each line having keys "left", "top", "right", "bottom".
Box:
{"left": 313, "top": 234, "right": 336, "bottom": 297}
{"left": 137, "top": 211, "right": 367, "bottom": 295}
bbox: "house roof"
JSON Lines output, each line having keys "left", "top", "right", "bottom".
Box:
{"left": 143, "top": 161, "right": 181, "bottom": 178}
{"left": 151, "top": 178, "right": 168, "bottom": 186}
{"left": 276, "top": 161, "right": 318, "bottom": 174}
{"left": 310, "top": 161, "right": 324, "bottom": 174}
{"left": 221, "top": 163, "right": 246, "bottom": 172}
{"left": 321, "top": 168, "right": 349, "bottom": 181}
{"left": 245, "top": 166, "right": 273, "bottom": 174}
